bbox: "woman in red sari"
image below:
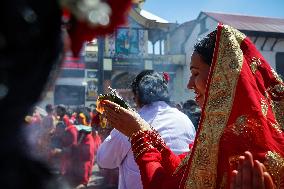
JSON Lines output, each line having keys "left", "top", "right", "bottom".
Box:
{"left": 101, "top": 24, "right": 284, "bottom": 189}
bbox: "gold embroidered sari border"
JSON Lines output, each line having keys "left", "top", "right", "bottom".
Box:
{"left": 184, "top": 25, "right": 246, "bottom": 189}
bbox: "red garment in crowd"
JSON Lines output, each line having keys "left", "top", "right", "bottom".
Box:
{"left": 64, "top": 131, "right": 96, "bottom": 186}
{"left": 63, "top": 115, "right": 72, "bottom": 127}
{"left": 133, "top": 24, "right": 284, "bottom": 189}
{"left": 61, "top": 124, "right": 78, "bottom": 175}
{"left": 70, "top": 114, "right": 77, "bottom": 124}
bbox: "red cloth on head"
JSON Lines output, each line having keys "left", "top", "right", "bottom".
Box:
{"left": 179, "top": 24, "right": 284, "bottom": 189}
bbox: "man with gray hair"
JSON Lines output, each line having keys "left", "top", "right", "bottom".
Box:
{"left": 97, "top": 70, "right": 196, "bottom": 189}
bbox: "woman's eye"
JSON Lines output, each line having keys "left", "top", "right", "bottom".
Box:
{"left": 192, "top": 72, "right": 198, "bottom": 77}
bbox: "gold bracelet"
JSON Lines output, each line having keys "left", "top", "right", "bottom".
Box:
{"left": 129, "top": 129, "right": 145, "bottom": 142}
{"left": 134, "top": 145, "right": 155, "bottom": 160}
{"left": 131, "top": 136, "right": 146, "bottom": 148}
{"left": 132, "top": 141, "right": 152, "bottom": 153}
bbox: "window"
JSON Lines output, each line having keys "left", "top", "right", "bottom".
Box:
{"left": 276, "top": 52, "right": 284, "bottom": 78}
{"left": 54, "top": 85, "right": 85, "bottom": 105}
{"left": 116, "top": 28, "right": 139, "bottom": 55}
{"left": 148, "top": 41, "right": 153, "bottom": 54}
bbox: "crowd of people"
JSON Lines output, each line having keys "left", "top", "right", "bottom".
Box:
{"left": 24, "top": 104, "right": 105, "bottom": 188}
{"left": 23, "top": 74, "right": 200, "bottom": 189}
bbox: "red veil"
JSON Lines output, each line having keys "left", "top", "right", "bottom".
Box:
{"left": 178, "top": 24, "right": 284, "bottom": 188}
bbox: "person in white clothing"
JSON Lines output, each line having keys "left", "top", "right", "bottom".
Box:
{"left": 96, "top": 70, "right": 196, "bottom": 189}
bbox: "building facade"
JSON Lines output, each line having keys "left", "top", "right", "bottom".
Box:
{"left": 44, "top": 7, "right": 188, "bottom": 107}
{"left": 42, "top": 11, "right": 284, "bottom": 107}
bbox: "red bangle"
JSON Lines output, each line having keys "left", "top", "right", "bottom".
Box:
{"left": 130, "top": 130, "right": 167, "bottom": 155}
{"left": 149, "top": 130, "right": 167, "bottom": 152}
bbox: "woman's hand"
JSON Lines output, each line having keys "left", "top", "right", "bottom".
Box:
{"left": 101, "top": 100, "right": 151, "bottom": 137}
{"left": 230, "top": 151, "right": 274, "bottom": 189}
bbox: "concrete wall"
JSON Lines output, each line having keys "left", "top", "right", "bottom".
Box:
{"left": 169, "top": 27, "right": 188, "bottom": 54}
{"left": 171, "top": 66, "right": 186, "bottom": 103}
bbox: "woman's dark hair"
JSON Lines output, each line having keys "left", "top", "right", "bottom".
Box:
{"left": 193, "top": 30, "right": 217, "bottom": 66}
{"left": 77, "top": 107, "right": 91, "bottom": 124}
{"left": 131, "top": 70, "right": 170, "bottom": 105}
{"left": 45, "top": 104, "right": 54, "bottom": 113}
{"left": 56, "top": 104, "right": 67, "bottom": 117}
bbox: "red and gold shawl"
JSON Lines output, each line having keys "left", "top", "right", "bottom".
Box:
{"left": 179, "top": 24, "right": 284, "bottom": 189}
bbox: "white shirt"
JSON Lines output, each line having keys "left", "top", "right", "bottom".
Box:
{"left": 96, "top": 101, "right": 196, "bottom": 189}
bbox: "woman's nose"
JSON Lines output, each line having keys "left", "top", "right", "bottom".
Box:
{"left": 187, "top": 77, "right": 194, "bottom": 90}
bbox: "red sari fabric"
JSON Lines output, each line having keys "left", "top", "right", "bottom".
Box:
{"left": 64, "top": 132, "right": 96, "bottom": 186}
{"left": 135, "top": 24, "right": 284, "bottom": 189}
{"left": 61, "top": 124, "right": 78, "bottom": 175}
